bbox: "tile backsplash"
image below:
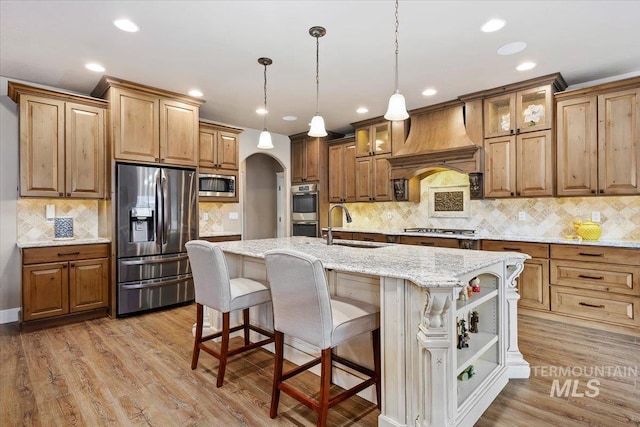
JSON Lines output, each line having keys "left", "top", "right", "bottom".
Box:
{"left": 17, "top": 199, "right": 98, "bottom": 241}
{"left": 199, "top": 202, "right": 242, "bottom": 234}
{"left": 343, "top": 171, "right": 640, "bottom": 241}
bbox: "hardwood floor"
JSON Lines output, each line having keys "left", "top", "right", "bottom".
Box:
{"left": 1, "top": 305, "right": 638, "bottom": 426}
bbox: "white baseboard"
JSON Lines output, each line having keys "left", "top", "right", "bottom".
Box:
{"left": 0, "top": 307, "right": 20, "bottom": 324}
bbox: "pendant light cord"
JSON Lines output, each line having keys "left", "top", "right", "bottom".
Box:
{"left": 263, "top": 63, "right": 268, "bottom": 131}
{"left": 394, "top": 0, "right": 400, "bottom": 93}
{"left": 315, "top": 35, "right": 320, "bottom": 114}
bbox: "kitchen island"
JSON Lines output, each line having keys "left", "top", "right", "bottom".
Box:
{"left": 202, "top": 237, "right": 529, "bottom": 427}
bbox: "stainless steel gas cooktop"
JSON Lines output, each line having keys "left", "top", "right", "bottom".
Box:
{"left": 403, "top": 228, "right": 476, "bottom": 236}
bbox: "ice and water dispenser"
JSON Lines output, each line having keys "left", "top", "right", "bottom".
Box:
{"left": 130, "top": 207, "right": 155, "bottom": 242}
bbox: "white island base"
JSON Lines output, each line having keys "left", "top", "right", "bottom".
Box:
{"left": 194, "top": 237, "right": 529, "bottom": 427}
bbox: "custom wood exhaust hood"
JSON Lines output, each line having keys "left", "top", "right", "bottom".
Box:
{"left": 389, "top": 100, "right": 482, "bottom": 180}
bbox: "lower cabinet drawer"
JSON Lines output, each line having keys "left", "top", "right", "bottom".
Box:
{"left": 550, "top": 286, "right": 640, "bottom": 327}
{"left": 551, "top": 260, "right": 640, "bottom": 295}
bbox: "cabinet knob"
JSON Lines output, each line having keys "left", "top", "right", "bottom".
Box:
{"left": 591, "top": 190, "right": 596, "bottom": 194}
{"left": 510, "top": 192, "right": 514, "bottom": 196}
{"left": 516, "top": 128, "right": 520, "bottom": 134}
{"left": 510, "top": 129, "right": 514, "bottom": 135}
{"left": 516, "top": 192, "right": 520, "bottom": 196}
{"left": 599, "top": 190, "right": 604, "bottom": 194}
{"left": 70, "top": 262, "right": 75, "bottom": 267}
{"left": 62, "top": 264, "right": 67, "bottom": 269}
{"left": 67, "top": 193, "right": 71, "bottom": 197}
{"left": 59, "top": 192, "right": 63, "bottom": 197}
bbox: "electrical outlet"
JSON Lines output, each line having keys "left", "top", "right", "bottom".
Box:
{"left": 591, "top": 211, "right": 601, "bottom": 222}
{"left": 386, "top": 212, "right": 393, "bottom": 220}
{"left": 202, "top": 213, "right": 209, "bottom": 221}
{"left": 229, "top": 212, "right": 239, "bottom": 220}
{"left": 518, "top": 211, "right": 526, "bottom": 221}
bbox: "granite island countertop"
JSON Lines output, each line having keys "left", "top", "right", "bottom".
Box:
{"left": 215, "top": 236, "right": 528, "bottom": 288}
{"left": 322, "top": 227, "right": 640, "bottom": 249}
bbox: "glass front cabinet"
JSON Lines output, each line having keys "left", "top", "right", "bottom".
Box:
{"left": 484, "top": 85, "right": 553, "bottom": 138}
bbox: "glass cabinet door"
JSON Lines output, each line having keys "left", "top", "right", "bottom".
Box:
{"left": 484, "top": 93, "right": 515, "bottom": 138}
{"left": 373, "top": 123, "right": 391, "bottom": 155}
{"left": 355, "top": 127, "right": 371, "bottom": 157}
{"left": 516, "top": 85, "right": 552, "bottom": 133}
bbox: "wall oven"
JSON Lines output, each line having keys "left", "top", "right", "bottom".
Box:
{"left": 292, "top": 183, "right": 319, "bottom": 237}
{"left": 199, "top": 172, "right": 236, "bottom": 198}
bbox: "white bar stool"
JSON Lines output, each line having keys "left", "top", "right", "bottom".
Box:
{"left": 186, "top": 240, "right": 274, "bottom": 387}
{"left": 264, "top": 249, "right": 381, "bottom": 427}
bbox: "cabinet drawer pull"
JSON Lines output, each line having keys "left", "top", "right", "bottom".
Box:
{"left": 58, "top": 251, "right": 80, "bottom": 256}
{"left": 420, "top": 242, "right": 435, "bottom": 246}
{"left": 579, "top": 302, "right": 605, "bottom": 309}
{"left": 578, "top": 274, "right": 604, "bottom": 280}
{"left": 502, "top": 247, "right": 522, "bottom": 252}
{"left": 363, "top": 237, "right": 374, "bottom": 241}
{"left": 578, "top": 252, "right": 604, "bottom": 257}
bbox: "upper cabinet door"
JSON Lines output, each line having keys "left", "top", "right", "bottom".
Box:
{"left": 556, "top": 96, "right": 598, "bottom": 196}
{"left": 160, "top": 99, "right": 198, "bottom": 167}
{"left": 19, "top": 95, "right": 65, "bottom": 197}
{"left": 328, "top": 144, "right": 344, "bottom": 203}
{"left": 344, "top": 144, "right": 357, "bottom": 202}
{"left": 373, "top": 155, "right": 392, "bottom": 201}
{"left": 598, "top": 88, "right": 640, "bottom": 195}
{"left": 484, "top": 135, "right": 517, "bottom": 198}
{"left": 65, "top": 103, "right": 105, "bottom": 198}
{"left": 304, "top": 137, "right": 320, "bottom": 182}
{"left": 355, "top": 126, "right": 371, "bottom": 157}
{"left": 373, "top": 123, "right": 391, "bottom": 155}
{"left": 198, "top": 128, "right": 217, "bottom": 168}
{"left": 355, "top": 157, "right": 373, "bottom": 201}
{"left": 517, "top": 130, "right": 553, "bottom": 197}
{"left": 217, "top": 132, "right": 239, "bottom": 170}
{"left": 291, "top": 139, "right": 305, "bottom": 182}
{"left": 484, "top": 93, "right": 516, "bottom": 138}
{"left": 516, "top": 85, "right": 553, "bottom": 134}
{"left": 113, "top": 88, "right": 159, "bottom": 162}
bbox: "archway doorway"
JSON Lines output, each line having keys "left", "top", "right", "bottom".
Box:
{"left": 244, "top": 153, "right": 285, "bottom": 240}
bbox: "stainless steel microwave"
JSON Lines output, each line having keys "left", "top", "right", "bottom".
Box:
{"left": 199, "top": 173, "right": 236, "bottom": 198}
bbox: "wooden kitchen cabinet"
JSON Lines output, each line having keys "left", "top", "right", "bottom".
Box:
{"left": 556, "top": 78, "right": 640, "bottom": 196}
{"left": 355, "top": 155, "right": 392, "bottom": 202}
{"left": 291, "top": 135, "right": 321, "bottom": 183}
{"left": 8, "top": 83, "right": 106, "bottom": 198}
{"left": 328, "top": 138, "right": 357, "bottom": 203}
{"left": 355, "top": 121, "right": 391, "bottom": 157}
{"left": 550, "top": 244, "right": 640, "bottom": 329}
{"left": 484, "top": 130, "right": 554, "bottom": 198}
{"left": 398, "top": 235, "right": 461, "bottom": 248}
{"left": 482, "top": 74, "right": 566, "bottom": 198}
{"left": 482, "top": 240, "right": 550, "bottom": 311}
{"left": 21, "top": 243, "right": 110, "bottom": 324}
{"left": 199, "top": 122, "right": 241, "bottom": 170}
{"left": 92, "top": 76, "right": 203, "bottom": 167}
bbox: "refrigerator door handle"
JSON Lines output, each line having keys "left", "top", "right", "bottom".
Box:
{"left": 120, "top": 254, "right": 189, "bottom": 266}
{"left": 161, "top": 170, "right": 169, "bottom": 250}
{"left": 155, "top": 172, "right": 163, "bottom": 252}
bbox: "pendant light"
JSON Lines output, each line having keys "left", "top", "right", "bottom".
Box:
{"left": 308, "top": 26, "right": 328, "bottom": 137}
{"left": 384, "top": 0, "right": 409, "bottom": 121}
{"left": 257, "top": 57, "right": 274, "bottom": 149}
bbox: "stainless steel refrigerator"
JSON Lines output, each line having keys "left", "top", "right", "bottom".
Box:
{"left": 116, "top": 163, "right": 197, "bottom": 316}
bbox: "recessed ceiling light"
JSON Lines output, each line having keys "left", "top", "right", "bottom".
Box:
{"left": 497, "top": 42, "right": 527, "bottom": 56}
{"left": 356, "top": 107, "right": 369, "bottom": 114}
{"left": 188, "top": 89, "right": 203, "bottom": 97}
{"left": 282, "top": 116, "right": 297, "bottom": 121}
{"left": 85, "top": 63, "right": 105, "bottom": 72}
{"left": 114, "top": 18, "right": 139, "bottom": 33}
{"left": 481, "top": 18, "right": 506, "bottom": 33}
{"left": 422, "top": 88, "right": 437, "bottom": 96}
{"left": 256, "top": 108, "right": 267, "bottom": 115}
{"left": 516, "top": 61, "right": 537, "bottom": 71}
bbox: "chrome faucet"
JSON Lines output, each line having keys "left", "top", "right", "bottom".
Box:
{"left": 327, "top": 203, "right": 352, "bottom": 245}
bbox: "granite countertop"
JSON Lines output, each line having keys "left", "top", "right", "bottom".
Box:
{"left": 215, "top": 236, "right": 528, "bottom": 288}
{"left": 323, "top": 227, "right": 640, "bottom": 249}
{"left": 17, "top": 237, "right": 111, "bottom": 249}
{"left": 199, "top": 231, "right": 242, "bottom": 238}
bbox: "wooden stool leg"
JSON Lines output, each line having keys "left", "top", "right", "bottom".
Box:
{"left": 243, "top": 308, "right": 250, "bottom": 346}
{"left": 216, "top": 312, "right": 231, "bottom": 387}
{"left": 373, "top": 328, "right": 381, "bottom": 410}
{"left": 191, "top": 303, "right": 203, "bottom": 369}
{"left": 270, "top": 331, "right": 285, "bottom": 418}
{"left": 317, "top": 348, "right": 332, "bottom": 427}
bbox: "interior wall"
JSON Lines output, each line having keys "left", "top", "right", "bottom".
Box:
{"left": 0, "top": 76, "right": 20, "bottom": 319}
{"left": 244, "top": 154, "right": 284, "bottom": 240}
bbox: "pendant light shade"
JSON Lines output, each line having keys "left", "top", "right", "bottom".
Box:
{"left": 384, "top": 0, "right": 409, "bottom": 121}
{"left": 308, "top": 26, "right": 328, "bottom": 137}
{"left": 257, "top": 57, "right": 274, "bottom": 149}
{"left": 308, "top": 114, "right": 327, "bottom": 137}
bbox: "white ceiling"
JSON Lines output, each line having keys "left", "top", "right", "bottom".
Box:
{"left": 2, "top": 1, "right": 639, "bottom": 136}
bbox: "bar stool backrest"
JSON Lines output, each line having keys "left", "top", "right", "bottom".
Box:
{"left": 185, "top": 240, "right": 233, "bottom": 312}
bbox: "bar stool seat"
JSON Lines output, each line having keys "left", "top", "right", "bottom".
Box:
{"left": 264, "top": 249, "right": 381, "bottom": 427}
{"left": 186, "top": 240, "right": 274, "bottom": 387}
